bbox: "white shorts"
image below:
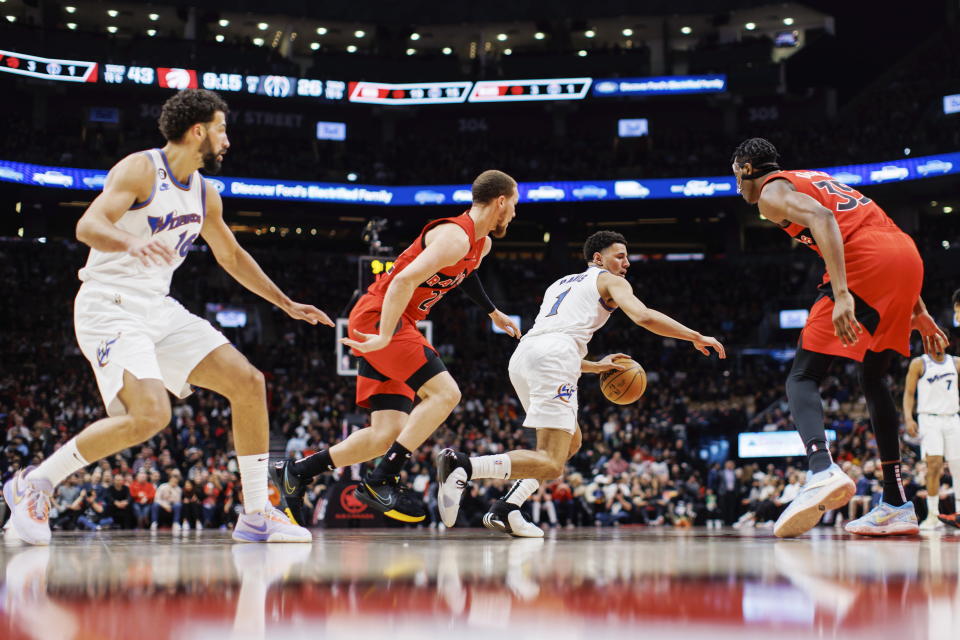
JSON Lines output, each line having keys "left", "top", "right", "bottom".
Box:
{"left": 74, "top": 282, "right": 229, "bottom": 417}
{"left": 508, "top": 334, "right": 581, "bottom": 434}
{"left": 918, "top": 413, "right": 960, "bottom": 459}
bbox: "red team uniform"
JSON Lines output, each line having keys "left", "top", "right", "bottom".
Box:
{"left": 759, "top": 170, "right": 923, "bottom": 361}
{"left": 349, "top": 212, "right": 485, "bottom": 411}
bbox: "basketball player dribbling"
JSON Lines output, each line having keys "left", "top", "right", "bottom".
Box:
{"left": 270, "top": 170, "right": 521, "bottom": 523}
{"left": 2, "top": 89, "right": 331, "bottom": 545}
{"left": 732, "top": 137, "right": 948, "bottom": 538}
{"left": 903, "top": 289, "right": 960, "bottom": 530}
{"left": 435, "top": 231, "right": 725, "bottom": 536}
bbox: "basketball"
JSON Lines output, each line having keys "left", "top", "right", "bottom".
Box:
{"left": 599, "top": 357, "right": 647, "bottom": 404}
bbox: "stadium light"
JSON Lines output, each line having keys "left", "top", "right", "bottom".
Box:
{"left": 945, "top": 206, "right": 954, "bottom": 214}
{"left": 347, "top": 173, "right": 358, "bottom": 181}
{"left": 745, "top": 22, "right": 756, "bottom": 30}
{"left": 257, "top": 22, "right": 268, "bottom": 30}
{"left": 148, "top": 13, "right": 158, "bottom": 21}
{"left": 346, "top": 44, "right": 357, "bottom": 53}
{"left": 442, "top": 46, "right": 452, "bottom": 55}
{"left": 406, "top": 48, "right": 416, "bottom": 55}
{"left": 107, "top": 25, "right": 117, "bottom": 33}
{"left": 65, "top": 6, "right": 76, "bottom": 13}
{"left": 147, "top": 28, "right": 156, "bottom": 36}
{"left": 503, "top": 48, "right": 512, "bottom": 55}
{"left": 215, "top": 34, "right": 224, "bottom": 42}
{"left": 681, "top": 26, "right": 692, "bottom": 35}
{"left": 622, "top": 28, "right": 633, "bottom": 36}
{"left": 6, "top": 15, "right": 15, "bottom": 22}
{"left": 354, "top": 29, "right": 365, "bottom": 38}
{"left": 316, "top": 26, "right": 327, "bottom": 35}
{"left": 310, "top": 42, "right": 320, "bottom": 50}
{"left": 252, "top": 37, "right": 264, "bottom": 46}
{"left": 534, "top": 31, "right": 545, "bottom": 40}
{"left": 497, "top": 33, "right": 507, "bottom": 41}
{"left": 410, "top": 32, "right": 420, "bottom": 41}
{"left": 66, "top": 22, "right": 77, "bottom": 29}
{"left": 783, "top": 17, "right": 794, "bottom": 26}
{"left": 578, "top": 49, "right": 587, "bottom": 57}
{"left": 219, "top": 19, "right": 229, "bottom": 27}
{"left": 107, "top": 9, "right": 118, "bottom": 18}
{"left": 585, "top": 29, "right": 596, "bottom": 38}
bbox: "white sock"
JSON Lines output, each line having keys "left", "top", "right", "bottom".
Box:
{"left": 29, "top": 438, "right": 89, "bottom": 488}
{"left": 927, "top": 495, "right": 940, "bottom": 517}
{"left": 504, "top": 479, "right": 540, "bottom": 507}
{"left": 238, "top": 453, "right": 269, "bottom": 514}
{"left": 469, "top": 454, "right": 511, "bottom": 480}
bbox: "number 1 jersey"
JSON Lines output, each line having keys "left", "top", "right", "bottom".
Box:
{"left": 524, "top": 265, "right": 615, "bottom": 357}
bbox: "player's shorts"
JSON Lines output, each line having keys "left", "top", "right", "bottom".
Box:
{"left": 801, "top": 227, "right": 922, "bottom": 362}
{"left": 348, "top": 294, "right": 447, "bottom": 413}
{"left": 918, "top": 413, "right": 960, "bottom": 459}
{"left": 74, "top": 281, "right": 229, "bottom": 417}
{"left": 508, "top": 333, "right": 581, "bottom": 434}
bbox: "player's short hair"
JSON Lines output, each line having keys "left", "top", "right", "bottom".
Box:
{"left": 731, "top": 137, "right": 779, "bottom": 169}
{"left": 583, "top": 230, "right": 627, "bottom": 262}
{"left": 952, "top": 288, "right": 960, "bottom": 306}
{"left": 158, "top": 89, "right": 229, "bottom": 142}
{"left": 471, "top": 170, "right": 517, "bottom": 204}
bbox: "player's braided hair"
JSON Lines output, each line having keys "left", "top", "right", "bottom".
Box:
{"left": 158, "top": 89, "right": 229, "bottom": 142}
{"left": 731, "top": 137, "right": 780, "bottom": 173}
{"left": 472, "top": 170, "right": 517, "bottom": 204}
{"left": 583, "top": 230, "right": 627, "bottom": 262}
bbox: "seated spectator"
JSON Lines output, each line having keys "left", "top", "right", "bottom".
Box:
{"left": 107, "top": 473, "right": 133, "bottom": 529}
{"left": 129, "top": 469, "right": 156, "bottom": 529}
{"left": 151, "top": 470, "right": 183, "bottom": 531}
{"left": 181, "top": 479, "right": 202, "bottom": 530}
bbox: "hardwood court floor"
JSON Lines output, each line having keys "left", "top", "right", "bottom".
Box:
{"left": 2, "top": 526, "right": 959, "bottom": 639}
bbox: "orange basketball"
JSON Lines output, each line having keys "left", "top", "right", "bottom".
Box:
{"left": 599, "top": 357, "right": 647, "bottom": 405}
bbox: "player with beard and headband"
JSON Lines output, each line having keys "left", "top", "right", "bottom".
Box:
{"left": 435, "top": 231, "right": 725, "bottom": 536}
{"left": 731, "top": 137, "right": 947, "bottom": 538}
{"left": 270, "top": 170, "right": 521, "bottom": 524}
{"left": 3, "top": 89, "right": 334, "bottom": 545}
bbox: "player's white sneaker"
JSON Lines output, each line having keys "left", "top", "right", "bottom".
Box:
{"left": 845, "top": 501, "right": 919, "bottom": 536}
{"left": 774, "top": 463, "right": 855, "bottom": 538}
{"left": 232, "top": 507, "right": 312, "bottom": 543}
{"left": 483, "top": 501, "right": 544, "bottom": 538}
{"left": 920, "top": 515, "right": 943, "bottom": 531}
{"left": 437, "top": 448, "right": 470, "bottom": 528}
{"left": 2, "top": 467, "right": 53, "bottom": 546}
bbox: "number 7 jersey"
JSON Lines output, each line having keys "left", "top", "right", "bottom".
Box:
{"left": 78, "top": 148, "right": 207, "bottom": 297}
{"left": 524, "top": 265, "right": 615, "bottom": 357}
{"left": 759, "top": 169, "right": 901, "bottom": 258}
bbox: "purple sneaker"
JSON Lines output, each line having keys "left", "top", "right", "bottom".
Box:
{"left": 2, "top": 467, "right": 53, "bottom": 546}
{"left": 232, "top": 507, "right": 312, "bottom": 543}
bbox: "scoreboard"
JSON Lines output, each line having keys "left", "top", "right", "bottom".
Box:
{"left": 348, "top": 81, "right": 472, "bottom": 105}
{"left": 0, "top": 49, "right": 98, "bottom": 83}
{"left": 468, "top": 78, "right": 592, "bottom": 102}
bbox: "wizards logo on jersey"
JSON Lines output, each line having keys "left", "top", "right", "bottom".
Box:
{"left": 96, "top": 333, "right": 121, "bottom": 367}
{"left": 554, "top": 383, "right": 577, "bottom": 403}
{"left": 147, "top": 211, "right": 202, "bottom": 235}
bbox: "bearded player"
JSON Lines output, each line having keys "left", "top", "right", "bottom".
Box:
{"left": 732, "top": 137, "right": 947, "bottom": 538}
{"left": 3, "top": 89, "right": 330, "bottom": 545}
{"left": 271, "top": 170, "right": 521, "bottom": 523}
{"left": 435, "top": 231, "right": 725, "bottom": 536}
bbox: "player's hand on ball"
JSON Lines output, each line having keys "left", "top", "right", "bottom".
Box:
{"left": 490, "top": 309, "right": 522, "bottom": 338}
{"left": 910, "top": 310, "right": 948, "bottom": 358}
{"left": 285, "top": 301, "right": 334, "bottom": 327}
{"left": 692, "top": 335, "right": 726, "bottom": 358}
{"left": 340, "top": 331, "right": 392, "bottom": 353}
{"left": 595, "top": 353, "right": 631, "bottom": 372}
{"left": 127, "top": 237, "right": 175, "bottom": 267}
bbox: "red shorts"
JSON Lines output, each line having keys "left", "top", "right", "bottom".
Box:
{"left": 348, "top": 294, "right": 446, "bottom": 412}
{"left": 801, "top": 227, "right": 922, "bottom": 362}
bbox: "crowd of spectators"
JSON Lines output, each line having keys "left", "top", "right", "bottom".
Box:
{"left": 2, "top": 232, "right": 957, "bottom": 532}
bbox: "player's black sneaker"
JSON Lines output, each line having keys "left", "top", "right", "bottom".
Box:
{"left": 482, "top": 500, "right": 544, "bottom": 538}
{"left": 354, "top": 474, "right": 426, "bottom": 523}
{"left": 268, "top": 459, "right": 306, "bottom": 525}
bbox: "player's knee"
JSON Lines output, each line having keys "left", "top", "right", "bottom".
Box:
{"left": 430, "top": 381, "right": 461, "bottom": 409}
{"left": 235, "top": 365, "right": 265, "bottom": 396}
{"left": 128, "top": 399, "right": 171, "bottom": 440}
{"left": 537, "top": 456, "right": 565, "bottom": 481}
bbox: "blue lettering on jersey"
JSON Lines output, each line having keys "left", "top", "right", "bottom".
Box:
{"left": 147, "top": 211, "right": 202, "bottom": 235}
{"left": 557, "top": 273, "right": 589, "bottom": 286}
{"left": 926, "top": 372, "right": 956, "bottom": 384}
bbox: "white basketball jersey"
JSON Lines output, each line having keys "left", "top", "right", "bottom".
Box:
{"left": 523, "top": 265, "right": 615, "bottom": 357}
{"left": 78, "top": 148, "right": 207, "bottom": 297}
{"left": 917, "top": 354, "right": 959, "bottom": 414}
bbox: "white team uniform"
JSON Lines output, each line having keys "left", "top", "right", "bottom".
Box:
{"left": 916, "top": 354, "right": 960, "bottom": 459}
{"left": 508, "top": 265, "right": 615, "bottom": 433}
{"left": 74, "top": 148, "right": 228, "bottom": 416}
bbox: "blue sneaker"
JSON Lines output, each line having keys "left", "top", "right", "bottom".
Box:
{"left": 774, "top": 463, "right": 855, "bottom": 538}
{"left": 844, "top": 501, "right": 919, "bottom": 536}
{"left": 232, "top": 507, "right": 312, "bottom": 543}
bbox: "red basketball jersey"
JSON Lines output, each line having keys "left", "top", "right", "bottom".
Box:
{"left": 365, "top": 212, "right": 485, "bottom": 321}
{"left": 759, "top": 169, "right": 901, "bottom": 258}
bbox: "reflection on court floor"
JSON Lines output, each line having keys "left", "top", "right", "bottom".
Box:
{"left": 2, "top": 528, "right": 959, "bottom": 640}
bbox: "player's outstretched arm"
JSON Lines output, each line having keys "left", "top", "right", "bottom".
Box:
{"left": 582, "top": 353, "right": 630, "bottom": 374}
{"left": 903, "top": 357, "right": 923, "bottom": 437}
{"left": 758, "top": 180, "right": 861, "bottom": 348}
{"left": 599, "top": 272, "right": 725, "bottom": 358}
{"left": 200, "top": 182, "right": 333, "bottom": 327}
{"left": 76, "top": 153, "right": 175, "bottom": 267}
{"left": 341, "top": 223, "right": 471, "bottom": 353}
